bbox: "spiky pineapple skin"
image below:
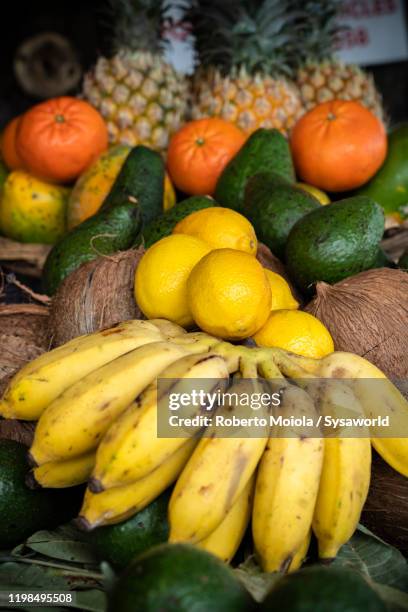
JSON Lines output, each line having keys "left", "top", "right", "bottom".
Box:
{"left": 83, "top": 52, "right": 190, "bottom": 153}
{"left": 191, "top": 67, "right": 304, "bottom": 137}
{"left": 296, "top": 60, "right": 384, "bottom": 121}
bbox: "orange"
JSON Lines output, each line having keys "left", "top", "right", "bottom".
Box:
{"left": 167, "top": 118, "right": 246, "bottom": 196}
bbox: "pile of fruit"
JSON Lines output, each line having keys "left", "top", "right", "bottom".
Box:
{"left": 0, "top": 0, "right": 407, "bottom": 610}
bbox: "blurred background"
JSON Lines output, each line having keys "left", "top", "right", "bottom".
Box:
{"left": 0, "top": 0, "right": 407, "bottom": 128}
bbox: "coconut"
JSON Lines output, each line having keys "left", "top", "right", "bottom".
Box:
{"left": 0, "top": 303, "right": 50, "bottom": 396}
{"left": 305, "top": 268, "right": 408, "bottom": 378}
{"left": 49, "top": 247, "right": 145, "bottom": 347}
{"left": 362, "top": 452, "right": 408, "bottom": 556}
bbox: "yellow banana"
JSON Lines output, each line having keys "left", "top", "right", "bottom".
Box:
{"left": 90, "top": 352, "right": 230, "bottom": 490}
{"left": 0, "top": 319, "right": 165, "bottom": 420}
{"left": 78, "top": 438, "right": 196, "bottom": 530}
{"left": 318, "top": 352, "right": 408, "bottom": 477}
{"left": 312, "top": 379, "right": 371, "bottom": 559}
{"left": 148, "top": 319, "right": 187, "bottom": 338}
{"left": 252, "top": 385, "right": 323, "bottom": 573}
{"left": 169, "top": 375, "right": 269, "bottom": 544}
{"left": 29, "top": 341, "right": 189, "bottom": 466}
{"left": 288, "top": 531, "right": 312, "bottom": 572}
{"left": 27, "top": 452, "right": 95, "bottom": 489}
{"left": 196, "top": 475, "right": 254, "bottom": 563}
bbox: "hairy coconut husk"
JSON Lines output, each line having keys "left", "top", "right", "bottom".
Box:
{"left": 0, "top": 304, "right": 50, "bottom": 396}
{"left": 49, "top": 247, "right": 145, "bottom": 347}
{"left": 256, "top": 242, "right": 303, "bottom": 304}
{"left": 362, "top": 452, "right": 408, "bottom": 556}
{"left": 305, "top": 268, "right": 408, "bottom": 378}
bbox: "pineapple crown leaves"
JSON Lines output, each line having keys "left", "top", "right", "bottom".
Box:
{"left": 189, "top": 0, "right": 305, "bottom": 78}
{"left": 104, "top": 0, "right": 183, "bottom": 56}
{"left": 291, "top": 0, "right": 349, "bottom": 65}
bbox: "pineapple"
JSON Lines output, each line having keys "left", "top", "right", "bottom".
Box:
{"left": 82, "top": 0, "right": 190, "bottom": 153}
{"left": 189, "top": 0, "right": 305, "bottom": 136}
{"left": 294, "top": 0, "right": 384, "bottom": 120}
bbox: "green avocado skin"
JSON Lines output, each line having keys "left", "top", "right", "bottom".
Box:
{"left": 42, "top": 145, "right": 166, "bottom": 294}
{"left": 260, "top": 566, "right": 387, "bottom": 612}
{"left": 101, "top": 145, "right": 164, "bottom": 225}
{"left": 215, "top": 128, "right": 295, "bottom": 212}
{"left": 244, "top": 172, "right": 320, "bottom": 259}
{"left": 356, "top": 124, "right": 408, "bottom": 215}
{"left": 88, "top": 490, "right": 170, "bottom": 569}
{"left": 108, "top": 543, "right": 256, "bottom": 612}
{"left": 0, "top": 440, "right": 83, "bottom": 549}
{"left": 43, "top": 202, "right": 141, "bottom": 295}
{"left": 285, "top": 196, "right": 385, "bottom": 293}
{"left": 143, "top": 196, "right": 215, "bottom": 247}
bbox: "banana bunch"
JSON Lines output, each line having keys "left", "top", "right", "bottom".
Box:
{"left": 1, "top": 317, "right": 407, "bottom": 571}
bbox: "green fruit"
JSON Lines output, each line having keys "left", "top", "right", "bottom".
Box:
{"left": 398, "top": 248, "right": 408, "bottom": 270}
{"left": 42, "top": 145, "right": 164, "bottom": 294}
{"left": 43, "top": 202, "right": 142, "bottom": 295}
{"left": 215, "top": 128, "right": 295, "bottom": 212}
{"left": 244, "top": 172, "right": 320, "bottom": 259}
{"left": 356, "top": 124, "right": 408, "bottom": 216}
{"left": 102, "top": 145, "right": 164, "bottom": 225}
{"left": 108, "top": 543, "right": 256, "bottom": 612}
{"left": 260, "top": 566, "right": 386, "bottom": 612}
{"left": 88, "top": 490, "right": 170, "bottom": 569}
{"left": 143, "top": 196, "right": 215, "bottom": 247}
{"left": 0, "top": 439, "right": 83, "bottom": 549}
{"left": 286, "top": 196, "right": 385, "bottom": 293}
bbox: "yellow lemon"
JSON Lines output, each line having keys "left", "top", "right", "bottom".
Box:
{"left": 264, "top": 269, "right": 299, "bottom": 311}
{"left": 187, "top": 249, "right": 271, "bottom": 340}
{"left": 0, "top": 171, "right": 68, "bottom": 244}
{"left": 296, "top": 182, "right": 330, "bottom": 205}
{"left": 173, "top": 206, "right": 257, "bottom": 255}
{"left": 135, "top": 234, "right": 211, "bottom": 327}
{"left": 253, "top": 309, "right": 334, "bottom": 358}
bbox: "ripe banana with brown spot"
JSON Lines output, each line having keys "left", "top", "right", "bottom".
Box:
{"left": 0, "top": 319, "right": 166, "bottom": 420}
{"left": 311, "top": 379, "right": 371, "bottom": 559}
{"left": 27, "top": 452, "right": 95, "bottom": 489}
{"left": 169, "top": 373, "right": 269, "bottom": 544}
{"left": 29, "top": 340, "right": 189, "bottom": 466}
{"left": 318, "top": 352, "right": 408, "bottom": 478}
{"left": 77, "top": 438, "right": 196, "bottom": 530}
{"left": 196, "top": 475, "right": 254, "bottom": 563}
{"left": 252, "top": 385, "right": 323, "bottom": 573}
{"left": 90, "top": 352, "right": 230, "bottom": 491}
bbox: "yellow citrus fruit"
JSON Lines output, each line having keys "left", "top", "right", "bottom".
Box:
{"left": 295, "top": 182, "right": 330, "bottom": 205}
{"left": 173, "top": 206, "right": 257, "bottom": 255}
{"left": 135, "top": 234, "right": 211, "bottom": 327}
{"left": 253, "top": 309, "right": 334, "bottom": 358}
{"left": 264, "top": 269, "right": 299, "bottom": 311}
{"left": 187, "top": 248, "right": 271, "bottom": 340}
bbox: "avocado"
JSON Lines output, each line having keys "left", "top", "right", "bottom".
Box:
{"left": 398, "top": 248, "right": 408, "bottom": 270}
{"left": 260, "top": 565, "right": 386, "bottom": 612}
{"left": 143, "top": 196, "right": 215, "bottom": 247}
{"left": 43, "top": 201, "right": 142, "bottom": 295}
{"left": 0, "top": 439, "right": 83, "bottom": 549}
{"left": 101, "top": 145, "right": 164, "bottom": 225}
{"left": 215, "top": 128, "right": 295, "bottom": 212}
{"left": 286, "top": 196, "right": 385, "bottom": 293}
{"left": 356, "top": 124, "right": 408, "bottom": 215}
{"left": 108, "top": 543, "right": 256, "bottom": 612}
{"left": 244, "top": 172, "right": 320, "bottom": 259}
{"left": 42, "top": 145, "right": 165, "bottom": 294}
{"left": 88, "top": 490, "right": 170, "bottom": 568}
